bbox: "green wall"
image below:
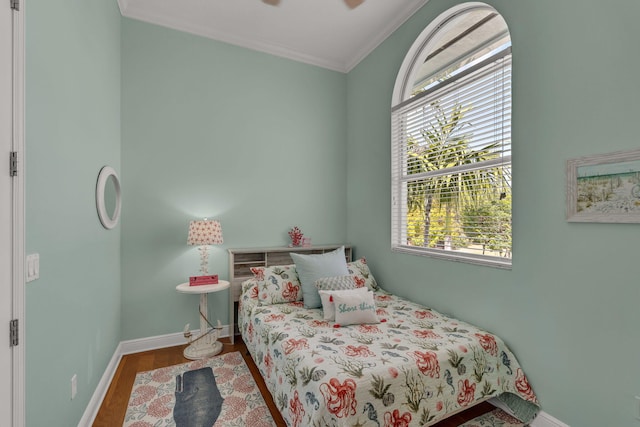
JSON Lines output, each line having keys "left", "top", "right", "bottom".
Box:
{"left": 347, "top": 1, "right": 640, "bottom": 426}
{"left": 23, "top": 0, "right": 640, "bottom": 425}
{"left": 120, "top": 18, "right": 348, "bottom": 340}
{"left": 25, "top": 0, "right": 121, "bottom": 426}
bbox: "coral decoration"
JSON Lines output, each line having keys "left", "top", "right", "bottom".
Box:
{"left": 288, "top": 226, "right": 304, "bottom": 247}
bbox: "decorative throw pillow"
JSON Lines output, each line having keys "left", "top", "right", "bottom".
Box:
{"left": 318, "top": 287, "right": 370, "bottom": 321}
{"left": 347, "top": 257, "right": 379, "bottom": 291}
{"left": 333, "top": 290, "right": 379, "bottom": 326}
{"left": 242, "top": 278, "right": 258, "bottom": 295}
{"left": 250, "top": 265, "right": 302, "bottom": 306}
{"left": 314, "top": 275, "right": 357, "bottom": 291}
{"left": 290, "top": 246, "right": 349, "bottom": 309}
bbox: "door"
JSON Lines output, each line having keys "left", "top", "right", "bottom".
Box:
{"left": 1, "top": 1, "right": 14, "bottom": 425}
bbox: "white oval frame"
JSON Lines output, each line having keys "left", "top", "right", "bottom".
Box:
{"left": 96, "top": 166, "right": 121, "bottom": 229}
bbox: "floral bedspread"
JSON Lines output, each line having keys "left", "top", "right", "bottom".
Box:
{"left": 239, "top": 280, "right": 539, "bottom": 427}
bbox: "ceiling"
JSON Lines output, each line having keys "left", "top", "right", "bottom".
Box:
{"left": 117, "top": 0, "right": 429, "bottom": 73}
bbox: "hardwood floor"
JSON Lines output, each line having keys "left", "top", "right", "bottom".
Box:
{"left": 93, "top": 337, "right": 494, "bottom": 426}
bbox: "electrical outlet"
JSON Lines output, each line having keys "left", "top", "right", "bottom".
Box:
{"left": 71, "top": 374, "right": 77, "bottom": 400}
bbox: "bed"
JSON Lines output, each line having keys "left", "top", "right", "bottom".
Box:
{"left": 234, "top": 247, "right": 539, "bottom": 427}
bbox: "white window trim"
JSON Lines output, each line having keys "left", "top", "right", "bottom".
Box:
{"left": 392, "top": 2, "right": 498, "bottom": 104}
{"left": 390, "top": 2, "right": 512, "bottom": 269}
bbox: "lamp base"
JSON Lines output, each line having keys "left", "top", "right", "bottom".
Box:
{"left": 198, "top": 245, "right": 210, "bottom": 275}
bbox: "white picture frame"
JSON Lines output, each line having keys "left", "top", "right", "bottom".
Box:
{"left": 566, "top": 148, "right": 640, "bottom": 223}
{"left": 96, "top": 165, "right": 122, "bottom": 229}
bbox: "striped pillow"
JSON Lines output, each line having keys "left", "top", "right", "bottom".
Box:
{"left": 314, "top": 275, "right": 358, "bottom": 291}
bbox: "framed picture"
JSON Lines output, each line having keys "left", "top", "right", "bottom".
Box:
{"left": 567, "top": 148, "right": 640, "bottom": 223}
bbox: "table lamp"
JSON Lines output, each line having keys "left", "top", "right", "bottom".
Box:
{"left": 187, "top": 219, "right": 223, "bottom": 275}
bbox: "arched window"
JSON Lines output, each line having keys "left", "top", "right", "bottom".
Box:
{"left": 391, "top": 3, "right": 512, "bottom": 268}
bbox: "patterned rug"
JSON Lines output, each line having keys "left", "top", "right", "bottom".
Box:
{"left": 459, "top": 408, "right": 526, "bottom": 427}
{"left": 124, "top": 351, "right": 275, "bottom": 427}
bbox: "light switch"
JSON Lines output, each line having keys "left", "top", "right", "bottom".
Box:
{"left": 26, "top": 253, "right": 39, "bottom": 282}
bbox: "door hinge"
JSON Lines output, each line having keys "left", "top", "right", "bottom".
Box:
{"left": 9, "top": 319, "right": 18, "bottom": 347}
{"left": 9, "top": 151, "right": 17, "bottom": 177}
{"left": 10, "top": 0, "right": 19, "bottom": 11}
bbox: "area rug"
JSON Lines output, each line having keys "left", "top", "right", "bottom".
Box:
{"left": 124, "top": 351, "right": 275, "bottom": 427}
{"left": 459, "top": 408, "right": 526, "bottom": 427}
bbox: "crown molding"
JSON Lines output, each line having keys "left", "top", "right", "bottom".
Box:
{"left": 116, "top": 0, "right": 129, "bottom": 16}
{"left": 117, "top": 0, "right": 429, "bottom": 73}
{"left": 123, "top": 7, "right": 347, "bottom": 72}
{"left": 344, "top": 1, "right": 428, "bottom": 72}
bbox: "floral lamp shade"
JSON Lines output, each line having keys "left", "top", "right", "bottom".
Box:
{"left": 187, "top": 220, "right": 223, "bottom": 246}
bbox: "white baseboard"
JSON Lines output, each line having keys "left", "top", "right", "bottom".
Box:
{"left": 77, "top": 341, "right": 123, "bottom": 427}
{"left": 530, "top": 412, "right": 570, "bottom": 427}
{"left": 490, "top": 397, "right": 569, "bottom": 427}
{"left": 78, "top": 326, "right": 231, "bottom": 427}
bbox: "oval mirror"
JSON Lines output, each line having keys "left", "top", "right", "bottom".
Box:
{"left": 96, "top": 166, "right": 121, "bottom": 229}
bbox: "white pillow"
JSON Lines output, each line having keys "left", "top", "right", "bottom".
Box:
{"left": 318, "top": 287, "right": 370, "bottom": 321}
{"left": 333, "top": 292, "right": 380, "bottom": 326}
{"left": 333, "top": 290, "right": 379, "bottom": 326}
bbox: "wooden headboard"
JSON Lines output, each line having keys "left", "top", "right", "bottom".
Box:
{"left": 227, "top": 244, "right": 352, "bottom": 341}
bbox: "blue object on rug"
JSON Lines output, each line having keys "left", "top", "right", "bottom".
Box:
{"left": 173, "top": 366, "right": 224, "bottom": 427}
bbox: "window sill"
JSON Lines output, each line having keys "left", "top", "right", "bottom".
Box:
{"left": 391, "top": 245, "right": 512, "bottom": 270}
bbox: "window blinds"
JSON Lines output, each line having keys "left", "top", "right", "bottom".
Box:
{"left": 391, "top": 47, "right": 512, "bottom": 268}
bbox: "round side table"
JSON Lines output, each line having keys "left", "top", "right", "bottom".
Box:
{"left": 176, "top": 280, "right": 230, "bottom": 360}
